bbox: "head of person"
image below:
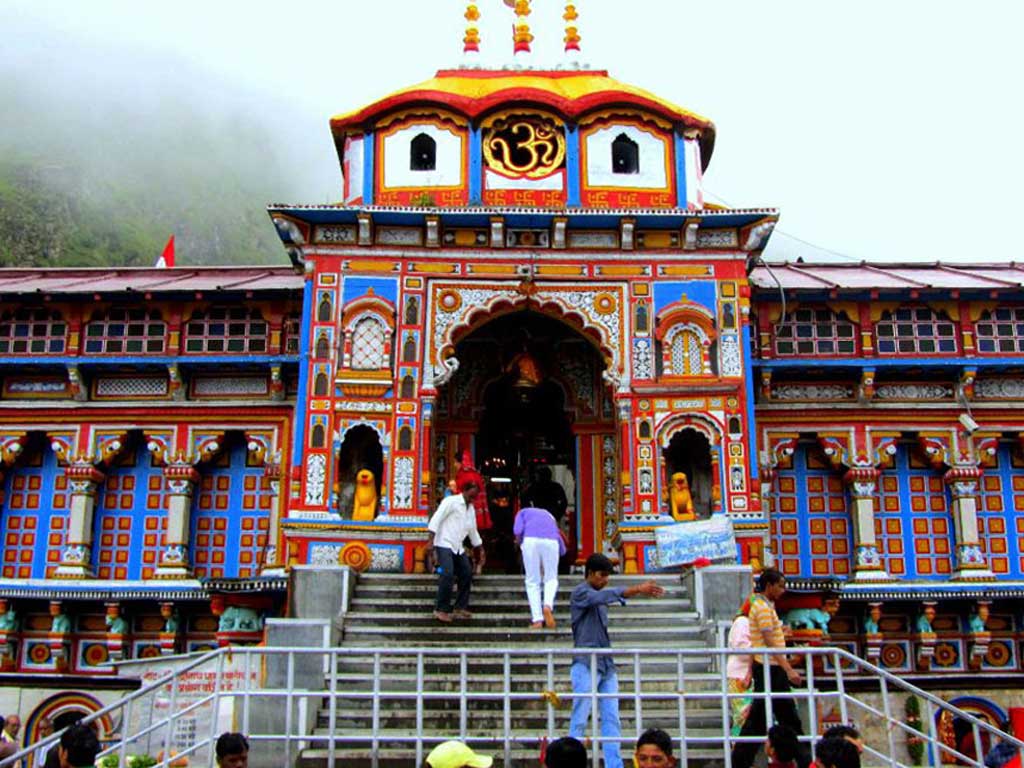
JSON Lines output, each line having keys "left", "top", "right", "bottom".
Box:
{"left": 448, "top": 479, "right": 459, "bottom": 492}
{"left": 537, "top": 466, "right": 552, "bottom": 483}
{"left": 461, "top": 481, "right": 480, "bottom": 504}
{"left": 585, "top": 552, "right": 615, "bottom": 590}
{"left": 634, "top": 728, "right": 676, "bottom": 767}
{"left": 545, "top": 736, "right": 587, "bottom": 768}
{"left": 215, "top": 732, "right": 249, "bottom": 768}
{"left": 58, "top": 724, "right": 100, "bottom": 768}
{"left": 36, "top": 716, "right": 53, "bottom": 740}
{"left": 767, "top": 725, "right": 799, "bottom": 764}
{"left": 424, "top": 740, "right": 492, "bottom": 768}
{"left": 814, "top": 736, "right": 860, "bottom": 768}
{"left": 4, "top": 714, "right": 19, "bottom": 738}
{"left": 756, "top": 568, "right": 786, "bottom": 601}
{"left": 822, "top": 725, "right": 863, "bottom": 755}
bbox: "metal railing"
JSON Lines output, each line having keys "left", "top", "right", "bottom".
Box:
{"left": 3, "top": 645, "right": 1021, "bottom": 768}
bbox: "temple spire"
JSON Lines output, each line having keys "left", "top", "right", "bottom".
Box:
{"left": 563, "top": 3, "right": 581, "bottom": 58}
{"left": 463, "top": 3, "right": 481, "bottom": 58}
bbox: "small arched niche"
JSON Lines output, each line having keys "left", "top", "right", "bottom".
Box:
{"left": 662, "top": 429, "right": 713, "bottom": 519}
{"left": 337, "top": 424, "right": 384, "bottom": 520}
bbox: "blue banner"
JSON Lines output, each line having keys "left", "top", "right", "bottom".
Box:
{"left": 654, "top": 516, "right": 738, "bottom": 568}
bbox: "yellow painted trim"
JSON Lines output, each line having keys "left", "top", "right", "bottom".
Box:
{"left": 599, "top": 265, "right": 649, "bottom": 277}
{"left": 344, "top": 261, "right": 401, "bottom": 273}
{"left": 659, "top": 265, "right": 712, "bottom": 277}
{"left": 408, "top": 262, "right": 458, "bottom": 274}
{"left": 535, "top": 265, "right": 587, "bottom": 277}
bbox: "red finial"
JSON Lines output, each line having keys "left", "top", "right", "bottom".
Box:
{"left": 564, "top": 3, "right": 581, "bottom": 54}
{"left": 463, "top": 3, "right": 481, "bottom": 55}
{"left": 510, "top": 0, "right": 533, "bottom": 55}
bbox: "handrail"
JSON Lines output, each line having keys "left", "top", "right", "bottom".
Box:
{"left": 3, "top": 644, "right": 1019, "bottom": 768}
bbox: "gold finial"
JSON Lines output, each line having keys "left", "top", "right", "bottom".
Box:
{"left": 463, "top": 3, "right": 481, "bottom": 55}
{"left": 510, "top": 0, "right": 533, "bottom": 55}
{"left": 564, "top": 3, "right": 581, "bottom": 54}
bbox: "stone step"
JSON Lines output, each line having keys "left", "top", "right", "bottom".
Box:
{"left": 347, "top": 597, "right": 694, "bottom": 612}
{"left": 341, "top": 613, "right": 701, "bottom": 630}
{"left": 296, "top": 745, "right": 724, "bottom": 768}
{"left": 326, "top": 669, "right": 723, "bottom": 689}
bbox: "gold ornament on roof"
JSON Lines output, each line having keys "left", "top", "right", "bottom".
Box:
{"left": 483, "top": 115, "right": 566, "bottom": 179}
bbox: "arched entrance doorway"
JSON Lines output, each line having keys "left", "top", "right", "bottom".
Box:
{"left": 433, "top": 310, "right": 615, "bottom": 570}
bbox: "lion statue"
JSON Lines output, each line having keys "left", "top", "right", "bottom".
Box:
{"left": 352, "top": 468, "right": 378, "bottom": 521}
{"left": 669, "top": 472, "right": 696, "bottom": 521}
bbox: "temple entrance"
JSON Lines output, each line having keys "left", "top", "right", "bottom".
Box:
{"left": 433, "top": 310, "right": 614, "bottom": 572}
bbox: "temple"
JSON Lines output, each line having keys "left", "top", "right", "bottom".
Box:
{"left": 0, "top": 0, "right": 1021, "bottom": 743}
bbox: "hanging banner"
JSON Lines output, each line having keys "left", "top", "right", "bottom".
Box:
{"left": 655, "top": 516, "right": 738, "bottom": 568}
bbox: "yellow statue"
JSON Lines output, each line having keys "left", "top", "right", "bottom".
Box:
{"left": 352, "top": 469, "right": 378, "bottom": 521}
{"left": 669, "top": 472, "right": 696, "bottom": 521}
{"left": 507, "top": 348, "right": 543, "bottom": 387}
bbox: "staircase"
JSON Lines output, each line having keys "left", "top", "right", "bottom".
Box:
{"left": 298, "top": 572, "right": 723, "bottom": 767}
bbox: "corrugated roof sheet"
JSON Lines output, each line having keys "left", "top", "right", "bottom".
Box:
{"left": 751, "top": 262, "right": 1024, "bottom": 291}
{"left": 0, "top": 267, "right": 302, "bottom": 295}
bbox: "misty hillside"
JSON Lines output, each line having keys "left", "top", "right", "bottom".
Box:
{"left": 0, "top": 31, "right": 340, "bottom": 268}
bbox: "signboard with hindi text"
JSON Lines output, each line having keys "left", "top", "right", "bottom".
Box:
{"left": 654, "top": 516, "right": 738, "bottom": 568}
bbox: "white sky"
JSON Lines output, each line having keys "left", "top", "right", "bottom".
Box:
{"left": 3, "top": 0, "right": 1022, "bottom": 264}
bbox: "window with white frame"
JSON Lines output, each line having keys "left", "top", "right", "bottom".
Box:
{"left": 875, "top": 307, "right": 957, "bottom": 355}
{"left": 664, "top": 326, "right": 706, "bottom": 375}
{"left": 84, "top": 308, "right": 166, "bottom": 354}
{"left": 976, "top": 307, "right": 1024, "bottom": 354}
{"left": 0, "top": 308, "right": 67, "bottom": 354}
{"left": 351, "top": 317, "right": 387, "bottom": 370}
{"left": 774, "top": 308, "right": 856, "bottom": 356}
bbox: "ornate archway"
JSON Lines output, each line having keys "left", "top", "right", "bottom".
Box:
{"left": 424, "top": 281, "right": 627, "bottom": 389}
{"left": 431, "top": 307, "right": 619, "bottom": 568}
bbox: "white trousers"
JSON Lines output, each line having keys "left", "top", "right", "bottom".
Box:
{"left": 521, "top": 536, "right": 560, "bottom": 622}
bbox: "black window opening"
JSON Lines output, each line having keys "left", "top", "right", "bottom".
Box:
{"left": 410, "top": 133, "right": 437, "bottom": 171}
{"left": 612, "top": 134, "right": 639, "bottom": 175}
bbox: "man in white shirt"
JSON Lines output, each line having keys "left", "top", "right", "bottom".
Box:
{"left": 427, "top": 481, "right": 483, "bottom": 623}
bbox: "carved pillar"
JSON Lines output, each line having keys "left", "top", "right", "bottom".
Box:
{"left": 843, "top": 467, "right": 890, "bottom": 581}
{"left": 616, "top": 397, "right": 633, "bottom": 518}
{"left": 968, "top": 600, "right": 991, "bottom": 670}
{"left": 915, "top": 601, "right": 938, "bottom": 670}
{"left": 104, "top": 602, "right": 127, "bottom": 661}
{"left": 48, "top": 601, "right": 71, "bottom": 670}
{"left": 863, "top": 602, "right": 883, "bottom": 663}
{"left": 261, "top": 463, "right": 285, "bottom": 576}
{"left": 710, "top": 450, "right": 723, "bottom": 514}
{"left": 159, "top": 602, "right": 180, "bottom": 656}
{"left": 419, "top": 397, "right": 435, "bottom": 514}
{"left": 54, "top": 462, "right": 105, "bottom": 579}
{"left": 154, "top": 462, "right": 200, "bottom": 579}
{"left": 945, "top": 467, "right": 994, "bottom": 580}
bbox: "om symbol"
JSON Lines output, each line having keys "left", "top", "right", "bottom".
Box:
{"left": 483, "top": 116, "right": 566, "bottom": 179}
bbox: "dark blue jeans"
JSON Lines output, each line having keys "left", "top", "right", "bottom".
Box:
{"left": 434, "top": 546, "right": 472, "bottom": 612}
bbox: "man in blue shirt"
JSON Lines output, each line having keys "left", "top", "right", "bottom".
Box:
{"left": 569, "top": 553, "right": 665, "bottom": 768}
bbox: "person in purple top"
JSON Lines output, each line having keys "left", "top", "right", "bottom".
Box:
{"left": 513, "top": 495, "right": 566, "bottom": 628}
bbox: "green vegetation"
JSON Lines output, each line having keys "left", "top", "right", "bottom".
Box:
{"left": 0, "top": 52, "right": 337, "bottom": 268}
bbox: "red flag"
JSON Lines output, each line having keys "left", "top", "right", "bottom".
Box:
{"left": 156, "top": 235, "right": 175, "bottom": 268}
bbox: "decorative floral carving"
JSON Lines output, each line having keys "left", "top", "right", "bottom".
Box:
{"left": 305, "top": 454, "right": 327, "bottom": 505}
{"left": 632, "top": 338, "right": 653, "bottom": 380}
{"left": 393, "top": 457, "right": 414, "bottom": 509}
{"left": 719, "top": 334, "right": 741, "bottom": 376}
{"left": 975, "top": 378, "right": 1024, "bottom": 399}
{"left": 309, "top": 543, "right": 342, "bottom": 565}
{"left": 773, "top": 384, "right": 852, "bottom": 401}
{"left": 875, "top": 384, "right": 952, "bottom": 400}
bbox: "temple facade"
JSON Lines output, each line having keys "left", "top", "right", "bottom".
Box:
{"left": 0, "top": 0, "right": 1021, "bottom": 747}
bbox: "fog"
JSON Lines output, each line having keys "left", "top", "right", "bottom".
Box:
{"left": 2, "top": 0, "right": 1022, "bottom": 265}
